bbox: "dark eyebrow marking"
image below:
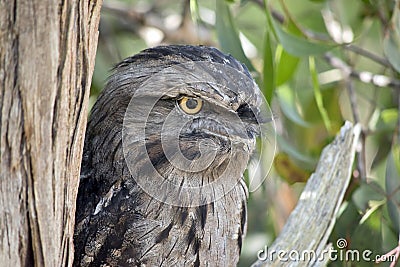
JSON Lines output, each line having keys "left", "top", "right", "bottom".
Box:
{"left": 237, "top": 103, "right": 257, "bottom": 123}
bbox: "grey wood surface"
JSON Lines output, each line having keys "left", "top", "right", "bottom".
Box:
{"left": 252, "top": 121, "right": 361, "bottom": 267}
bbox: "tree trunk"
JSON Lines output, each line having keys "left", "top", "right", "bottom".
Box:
{"left": 0, "top": 0, "right": 102, "bottom": 266}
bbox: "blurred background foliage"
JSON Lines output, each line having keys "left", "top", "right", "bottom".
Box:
{"left": 91, "top": 0, "right": 400, "bottom": 266}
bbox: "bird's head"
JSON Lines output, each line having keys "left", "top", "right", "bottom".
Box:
{"left": 91, "top": 45, "right": 271, "bottom": 207}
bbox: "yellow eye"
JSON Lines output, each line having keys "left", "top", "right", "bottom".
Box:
{"left": 178, "top": 96, "right": 203, "bottom": 114}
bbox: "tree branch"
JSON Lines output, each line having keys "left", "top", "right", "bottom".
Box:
{"left": 251, "top": 122, "right": 361, "bottom": 266}
{"left": 344, "top": 44, "right": 392, "bottom": 69}
{"left": 251, "top": 0, "right": 393, "bottom": 69}
{"left": 324, "top": 53, "right": 400, "bottom": 89}
{"left": 101, "top": 1, "right": 214, "bottom": 46}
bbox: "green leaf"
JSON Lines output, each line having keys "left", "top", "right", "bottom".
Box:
{"left": 385, "top": 145, "right": 400, "bottom": 233}
{"left": 263, "top": 0, "right": 335, "bottom": 56}
{"left": 275, "top": 84, "right": 311, "bottom": 127}
{"left": 276, "top": 135, "right": 317, "bottom": 168}
{"left": 372, "top": 108, "right": 398, "bottom": 132}
{"left": 381, "top": 109, "right": 399, "bottom": 125}
{"left": 381, "top": 213, "right": 399, "bottom": 252}
{"left": 189, "top": 0, "right": 200, "bottom": 25}
{"left": 216, "top": 0, "right": 255, "bottom": 72}
{"left": 263, "top": 31, "right": 275, "bottom": 103}
{"left": 275, "top": 45, "right": 300, "bottom": 86}
{"left": 384, "top": 31, "right": 400, "bottom": 73}
{"left": 309, "top": 56, "right": 332, "bottom": 133}
{"left": 359, "top": 199, "right": 385, "bottom": 225}
{"left": 273, "top": 152, "right": 310, "bottom": 183}
{"left": 371, "top": 133, "right": 393, "bottom": 169}
{"left": 352, "top": 181, "right": 385, "bottom": 213}
{"left": 383, "top": 0, "right": 400, "bottom": 73}
{"left": 330, "top": 202, "right": 361, "bottom": 248}
{"left": 351, "top": 210, "right": 383, "bottom": 262}
{"left": 274, "top": 22, "right": 334, "bottom": 56}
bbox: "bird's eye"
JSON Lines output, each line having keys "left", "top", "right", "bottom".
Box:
{"left": 178, "top": 96, "right": 203, "bottom": 114}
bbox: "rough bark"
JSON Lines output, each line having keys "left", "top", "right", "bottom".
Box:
{"left": 0, "top": 0, "right": 102, "bottom": 266}
{"left": 251, "top": 122, "right": 361, "bottom": 267}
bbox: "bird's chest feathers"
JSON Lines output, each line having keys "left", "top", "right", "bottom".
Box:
{"left": 130, "top": 183, "right": 247, "bottom": 267}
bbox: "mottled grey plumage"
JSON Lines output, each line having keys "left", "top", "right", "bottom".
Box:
{"left": 74, "top": 45, "right": 263, "bottom": 266}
